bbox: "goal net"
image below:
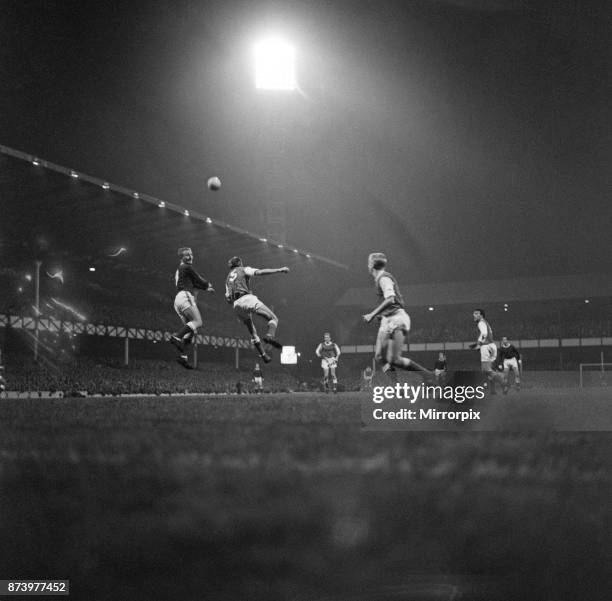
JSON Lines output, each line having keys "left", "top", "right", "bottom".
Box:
{"left": 579, "top": 363, "right": 612, "bottom": 388}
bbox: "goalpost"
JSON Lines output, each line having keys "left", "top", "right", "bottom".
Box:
{"left": 579, "top": 352, "right": 611, "bottom": 388}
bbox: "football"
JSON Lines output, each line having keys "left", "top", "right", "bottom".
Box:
{"left": 207, "top": 176, "right": 221, "bottom": 191}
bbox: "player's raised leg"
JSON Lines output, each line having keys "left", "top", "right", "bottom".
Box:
{"left": 240, "top": 315, "right": 271, "bottom": 364}
{"left": 253, "top": 303, "right": 282, "bottom": 349}
{"left": 173, "top": 304, "right": 203, "bottom": 369}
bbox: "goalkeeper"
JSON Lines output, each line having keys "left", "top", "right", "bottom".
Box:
{"left": 315, "top": 332, "right": 341, "bottom": 393}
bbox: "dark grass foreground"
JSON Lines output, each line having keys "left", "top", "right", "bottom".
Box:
{"left": 1, "top": 393, "right": 611, "bottom": 601}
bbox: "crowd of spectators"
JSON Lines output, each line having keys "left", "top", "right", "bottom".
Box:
{"left": 3, "top": 357, "right": 301, "bottom": 396}
{"left": 342, "top": 302, "right": 612, "bottom": 345}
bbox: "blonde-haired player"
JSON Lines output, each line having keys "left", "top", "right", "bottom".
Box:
{"left": 362, "top": 253, "right": 433, "bottom": 379}
{"left": 170, "top": 247, "right": 214, "bottom": 369}
{"left": 315, "top": 332, "right": 341, "bottom": 393}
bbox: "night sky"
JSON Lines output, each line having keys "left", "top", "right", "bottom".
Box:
{"left": 2, "top": 0, "right": 612, "bottom": 285}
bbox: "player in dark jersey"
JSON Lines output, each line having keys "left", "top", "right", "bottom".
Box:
{"left": 315, "top": 332, "right": 341, "bottom": 392}
{"left": 362, "top": 253, "right": 432, "bottom": 379}
{"left": 225, "top": 256, "right": 289, "bottom": 363}
{"left": 170, "top": 247, "right": 214, "bottom": 369}
{"left": 498, "top": 336, "right": 522, "bottom": 393}
{"left": 434, "top": 352, "right": 447, "bottom": 384}
{"left": 470, "top": 309, "right": 504, "bottom": 394}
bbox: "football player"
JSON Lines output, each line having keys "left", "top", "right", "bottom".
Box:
{"left": 362, "top": 253, "right": 433, "bottom": 379}
{"left": 434, "top": 352, "right": 448, "bottom": 385}
{"left": 170, "top": 247, "right": 214, "bottom": 369}
{"left": 253, "top": 362, "right": 264, "bottom": 393}
{"left": 470, "top": 309, "right": 505, "bottom": 394}
{"left": 315, "top": 332, "right": 341, "bottom": 392}
{"left": 498, "top": 336, "right": 522, "bottom": 393}
{"left": 225, "top": 256, "right": 289, "bottom": 363}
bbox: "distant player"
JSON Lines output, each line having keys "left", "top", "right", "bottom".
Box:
{"left": 225, "top": 256, "right": 289, "bottom": 363}
{"left": 434, "top": 352, "right": 447, "bottom": 384}
{"left": 315, "top": 332, "right": 341, "bottom": 393}
{"left": 362, "top": 253, "right": 433, "bottom": 379}
{"left": 362, "top": 365, "right": 374, "bottom": 390}
{"left": 498, "top": 337, "right": 522, "bottom": 393}
{"left": 470, "top": 309, "right": 504, "bottom": 394}
{"left": 253, "top": 362, "right": 264, "bottom": 393}
{"left": 170, "top": 247, "right": 214, "bottom": 369}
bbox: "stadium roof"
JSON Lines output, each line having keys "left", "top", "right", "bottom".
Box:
{"left": 0, "top": 146, "right": 350, "bottom": 341}
{"left": 0, "top": 144, "right": 348, "bottom": 270}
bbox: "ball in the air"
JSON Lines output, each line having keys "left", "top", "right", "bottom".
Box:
{"left": 207, "top": 176, "right": 221, "bottom": 191}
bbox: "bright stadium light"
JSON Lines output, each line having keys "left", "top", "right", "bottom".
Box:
{"left": 254, "top": 38, "right": 296, "bottom": 90}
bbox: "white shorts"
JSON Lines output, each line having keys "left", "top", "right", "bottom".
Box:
{"left": 480, "top": 343, "right": 497, "bottom": 363}
{"left": 233, "top": 294, "right": 263, "bottom": 319}
{"left": 321, "top": 357, "right": 338, "bottom": 370}
{"left": 503, "top": 358, "right": 519, "bottom": 371}
{"left": 378, "top": 309, "right": 411, "bottom": 337}
{"left": 174, "top": 291, "right": 197, "bottom": 318}
{"left": 254, "top": 377, "right": 263, "bottom": 386}
{"left": 434, "top": 369, "right": 446, "bottom": 377}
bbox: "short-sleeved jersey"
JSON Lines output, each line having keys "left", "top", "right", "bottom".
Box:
{"left": 499, "top": 344, "right": 520, "bottom": 361}
{"left": 225, "top": 266, "right": 257, "bottom": 301}
{"left": 175, "top": 263, "right": 210, "bottom": 294}
{"left": 477, "top": 319, "right": 494, "bottom": 344}
{"left": 434, "top": 359, "right": 447, "bottom": 371}
{"left": 253, "top": 367, "right": 263, "bottom": 378}
{"left": 316, "top": 340, "right": 340, "bottom": 359}
{"left": 375, "top": 270, "right": 404, "bottom": 317}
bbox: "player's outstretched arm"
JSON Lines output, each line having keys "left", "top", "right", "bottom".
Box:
{"left": 254, "top": 267, "right": 289, "bottom": 276}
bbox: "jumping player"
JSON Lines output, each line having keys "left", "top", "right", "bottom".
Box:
{"left": 170, "top": 247, "right": 214, "bottom": 369}
{"left": 315, "top": 332, "right": 341, "bottom": 393}
{"left": 225, "top": 257, "right": 289, "bottom": 363}
{"left": 498, "top": 336, "right": 522, "bottom": 393}
{"left": 362, "top": 253, "right": 433, "bottom": 379}
{"left": 470, "top": 309, "right": 504, "bottom": 394}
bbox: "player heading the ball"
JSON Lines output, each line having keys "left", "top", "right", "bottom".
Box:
{"left": 225, "top": 256, "right": 289, "bottom": 363}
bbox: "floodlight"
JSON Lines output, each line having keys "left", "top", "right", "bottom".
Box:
{"left": 254, "top": 38, "right": 296, "bottom": 90}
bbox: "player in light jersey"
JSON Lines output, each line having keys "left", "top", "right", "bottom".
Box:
{"left": 362, "top": 365, "right": 374, "bottom": 390}
{"left": 470, "top": 309, "right": 504, "bottom": 394}
{"left": 362, "top": 253, "right": 433, "bottom": 379}
{"left": 170, "top": 247, "right": 214, "bottom": 369}
{"left": 315, "top": 332, "right": 341, "bottom": 393}
{"left": 225, "top": 256, "right": 289, "bottom": 363}
{"left": 498, "top": 336, "right": 522, "bottom": 393}
{"left": 252, "top": 363, "right": 264, "bottom": 393}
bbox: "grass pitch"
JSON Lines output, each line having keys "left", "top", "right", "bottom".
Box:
{"left": 1, "top": 392, "right": 611, "bottom": 601}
